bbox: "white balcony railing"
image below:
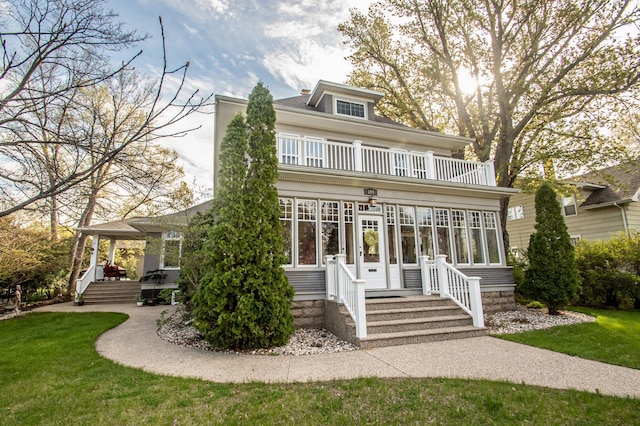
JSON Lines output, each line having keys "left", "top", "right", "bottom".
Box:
{"left": 277, "top": 134, "right": 496, "bottom": 186}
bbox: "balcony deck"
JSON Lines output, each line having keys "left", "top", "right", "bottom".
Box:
{"left": 277, "top": 134, "right": 496, "bottom": 187}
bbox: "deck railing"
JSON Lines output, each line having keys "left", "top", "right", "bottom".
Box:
{"left": 325, "top": 254, "right": 367, "bottom": 338}
{"left": 277, "top": 134, "right": 496, "bottom": 186}
{"left": 420, "top": 255, "right": 484, "bottom": 327}
{"left": 76, "top": 265, "right": 96, "bottom": 301}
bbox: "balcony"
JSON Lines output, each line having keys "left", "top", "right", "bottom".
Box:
{"left": 277, "top": 134, "right": 496, "bottom": 187}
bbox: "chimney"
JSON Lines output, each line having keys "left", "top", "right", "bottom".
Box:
{"left": 300, "top": 89, "right": 311, "bottom": 96}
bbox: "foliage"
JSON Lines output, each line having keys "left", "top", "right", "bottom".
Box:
{"left": 1, "top": 312, "right": 640, "bottom": 425}
{"left": 523, "top": 183, "right": 580, "bottom": 314}
{"left": 157, "top": 288, "right": 174, "bottom": 305}
{"left": 177, "top": 210, "right": 214, "bottom": 308}
{"left": 526, "top": 301, "right": 545, "bottom": 309}
{"left": 194, "top": 83, "right": 294, "bottom": 350}
{"left": 339, "top": 0, "right": 640, "bottom": 245}
{"left": 0, "top": 216, "right": 71, "bottom": 295}
{"left": 498, "top": 308, "right": 640, "bottom": 370}
{"left": 575, "top": 233, "right": 640, "bottom": 309}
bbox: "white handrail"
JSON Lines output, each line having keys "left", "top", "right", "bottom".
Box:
{"left": 325, "top": 254, "right": 367, "bottom": 338}
{"left": 76, "top": 265, "right": 96, "bottom": 301}
{"left": 420, "top": 255, "right": 484, "bottom": 327}
{"left": 276, "top": 134, "right": 496, "bottom": 187}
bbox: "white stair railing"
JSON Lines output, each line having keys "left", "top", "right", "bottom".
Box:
{"left": 420, "top": 255, "right": 484, "bottom": 327}
{"left": 325, "top": 254, "right": 367, "bottom": 338}
{"left": 76, "top": 265, "right": 96, "bottom": 301}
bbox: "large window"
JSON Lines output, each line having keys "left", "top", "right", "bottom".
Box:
{"left": 484, "top": 212, "right": 501, "bottom": 264}
{"left": 416, "top": 207, "right": 434, "bottom": 258}
{"left": 452, "top": 210, "right": 470, "bottom": 264}
{"left": 321, "top": 201, "right": 340, "bottom": 264}
{"left": 386, "top": 205, "right": 398, "bottom": 264}
{"left": 343, "top": 203, "right": 355, "bottom": 264}
{"left": 435, "top": 209, "right": 452, "bottom": 260}
{"left": 297, "top": 200, "right": 317, "bottom": 265}
{"left": 279, "top": 198, "right": 293, "bottom": 265}
{"left": 161, "top": 231, "right": 182, "bottom": 269}
{"left": 399, "top": 206, "right": 417, "bottom": 264}
{"left": 336, "top": 99, "right": 365, "bottom": 118}
{"left": 468, "top": 211, "right": 485, "bottom": 264}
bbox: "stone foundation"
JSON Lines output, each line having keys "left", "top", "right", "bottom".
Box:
{"left": 322, "top": 299, "right": 358, "bottom": 346}
{"left": 481, "top": 290, "right": 516, "bottom": 312}
{"left": 290, "top": 300, "right": 325, "bottom": 329}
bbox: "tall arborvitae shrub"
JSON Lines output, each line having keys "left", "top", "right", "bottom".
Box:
{"left": 194, "top": 83, "right": 294, "bottom": 349}
{"left": 523, "top": 183, "right": 581, "bottom": 314}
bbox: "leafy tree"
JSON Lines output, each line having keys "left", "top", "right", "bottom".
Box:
{"left": 0, "top": 216, "right": 71, "bottom": 297}
{"left": 0, "top": 0, "right": 210, "bottom": 217}
{"left": 523, "top": 183, "right": 580, "bottom": 314}
{"left": 177, "top": 209, "right": 214, "bottom": 309}
{"left": 339, "top": 0, "right": 640, "bottom": 246}
{"left": 195, "top": 83, "right": 294, "bottom": 349}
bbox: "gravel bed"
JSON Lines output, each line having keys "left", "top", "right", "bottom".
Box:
{"left": 485, "top": 306, "right": 595, "bottom": 335}
{"left": 157, "top": 305, "right": 596, "bottom": 355}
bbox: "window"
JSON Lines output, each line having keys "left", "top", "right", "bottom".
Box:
{"left": 161, "top": 231, "right": 182, "bottom": 269}
{"left": 507, "top": 205, "right": 524, "bottom": 220}
{"left": 483, "top": 212, "right": 501, "bottom": 264}
{"left": 336, "top": 99, "right": 365, "bottom": 118}
{"left": 386, "top": 206, "right": 398, "bottom": 265}
{"left": 321, "top": 201, "right": 340, "bottom": 264}
{"left": 416, "top": 207, "right": 435, "bottom": 258}
{"left": 452, "top": 210, "right": 470, "bottom": 264}
{"left": 343, "top": 203, "right": 355, "bottom": 264}
{"left": 297, "top": 200, "right": 317, "bottom": 265}
{"left": 279, "top": 198, "right": 294, "bottom": 265}
{"left": 399, "top": 206, "right": 417, "bottom": 264}
{"left": 468, "top": 211, "right": 485, "bottom": 264}
{"left": 435, "top": 209, "right": 452, "bottom": 260}
{"left": 562, "top": 196, "right": 577, "bottom": 216}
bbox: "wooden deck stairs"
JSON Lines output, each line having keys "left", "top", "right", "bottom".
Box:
{"left": 338, "top": 295, "right": 486, "bottom": 349}
{"left": 82, "top": 281, "right": 141, "bottom": 305}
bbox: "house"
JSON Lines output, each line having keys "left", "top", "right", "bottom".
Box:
{"left": 77, "top": 80, "right": 519, "bottom": 346}
{"left": 507, "top": 163, "right": 640, "bottom": 252}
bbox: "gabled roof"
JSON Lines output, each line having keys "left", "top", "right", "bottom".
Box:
{"left": 306, "top": 80, "right": 384, "bottom": 107}
{"left": 570, "top": 162, "right": 640, "bottom": 208}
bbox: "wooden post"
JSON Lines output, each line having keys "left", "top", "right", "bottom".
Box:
{"left": 354, "top": 279, "right": 367, "bottom": 338}
{"left": 334, "top": 254, "right": 346, "bottom": 303}
{"left": 419, "top": 255, "right": 431, "bottom": 295}
{"left": 353, "top": 140, "right": 363, "bottom": 172}
{"left": 436, "top": 255, "right": 449, "bottom": 298}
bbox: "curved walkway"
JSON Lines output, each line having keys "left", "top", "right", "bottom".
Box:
{"left": 36, "top": 302, "right": 640, "bottom": 398}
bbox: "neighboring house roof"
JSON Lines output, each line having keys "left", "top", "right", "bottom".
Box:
{"left": 569, "top": 162, "right": 640, "bottom": 208}
{"left": 77, "top": 200, "right": 214, "bottom": 237}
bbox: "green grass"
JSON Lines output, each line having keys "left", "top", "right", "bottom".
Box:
{"left": 1, "top": 312, "right": 638, "bottom": 425}
{"left": 496, "top": 308, "right": 640, "bottom": 370}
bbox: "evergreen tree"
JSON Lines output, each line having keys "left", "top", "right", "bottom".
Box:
{"left": 524, "top": 183, "right": 580, "bottom": 314}
{"left": 194, "top": 83, "right": 294, "bottom": 349}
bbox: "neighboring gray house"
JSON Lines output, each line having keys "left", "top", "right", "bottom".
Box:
{"left": 77, "top": 80, "right": 519, "bottom": 347}
{"left": 507, "top": 163, "right": 640, "bottom": 252}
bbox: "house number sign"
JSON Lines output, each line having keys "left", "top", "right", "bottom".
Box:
{"left": 364, "top": 188, "right": 377, "bottom": 196}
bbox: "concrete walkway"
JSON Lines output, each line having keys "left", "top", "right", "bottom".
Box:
{"left": 35, "top": 302, "right": 640, "bottom": 399}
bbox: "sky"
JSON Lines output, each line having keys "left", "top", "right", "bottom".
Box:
{"left": 106, "top": 0, "right": 376, "bottom": 200}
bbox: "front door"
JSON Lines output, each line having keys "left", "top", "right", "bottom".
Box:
{"left": 358, "top": 215, "right": 387, "bottom": 289}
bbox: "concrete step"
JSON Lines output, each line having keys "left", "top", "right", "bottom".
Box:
{"left": 365, "top": 295, "right": 454, "bottom": 311}
{"left": 82, "top": 282, "right": 141, "bottom": 305}
{"left": 365, "top": 305, "right": 463, "bottom": 322}
{"left": 359, "top": 326, "right": 487, "bottom": 349}
{"left": 366, "top": 314, "right": 473, "bottom": 334}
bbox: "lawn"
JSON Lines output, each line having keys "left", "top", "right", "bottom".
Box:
{"left": 1, "top": 312, "right": 638, "bottom": 425}
{"left": 496, "top": 308, "right": 640, "bottom": 370}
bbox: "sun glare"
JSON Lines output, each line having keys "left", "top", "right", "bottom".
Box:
{"left": 456, "top": 68, "right": 479, "bottom": 95}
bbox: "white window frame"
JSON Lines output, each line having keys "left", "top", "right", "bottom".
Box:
{"left": 507, "top": 205, "right": 525, "bottom": 221}
{"left": 160, "top": 231, "right": 183, "bottom": 270}
{"left": 334, "top": 97, "right": 367, "bottom": 119}
{"left": 562, "top": 196, "right": 578, "bottom": 217}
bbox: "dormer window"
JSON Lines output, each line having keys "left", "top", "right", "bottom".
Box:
{"left": 336, "top": 99, "right": 365, "bottom": 118}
